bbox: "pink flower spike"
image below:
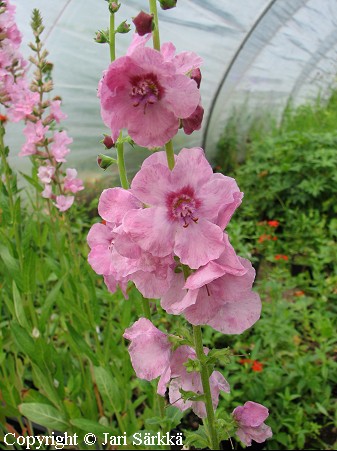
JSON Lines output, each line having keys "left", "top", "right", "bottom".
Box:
{"left": 233, "top": 401, "right": 272, "bottom": 446}
{"left": 123, "top": 318, "right": 172, "bottom": 381}
{"left": 54, "top": 195, "right": 74, "bottom": 212}
{"left": 38, "top": 165, "right": 55, "bottom": 184}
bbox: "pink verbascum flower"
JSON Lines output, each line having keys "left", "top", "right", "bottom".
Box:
{"left": 233, "top": 401, "right": 272, "bottom": 446}
{"left": 99, "top": 36, "right": 200, "bottom": 147}
{"left": 123, "top": 147, "right": 242, "bottom": 269}
{"left": 88, "top": 187, "right": 175, "bottom": 298}
{"left": 54, "top": 195, "right": 74, "bottom": 212}
{"left": 50, "top": 100, "right": 67, "bottom": 123}
{"left": 63, "top": 168, "right": 84, "bottom": 193}
{"left": 161, "top": 256, "right": 261, "bottom": 334}
{"left": 19, "top": 120, "right": 48, "bottom": 156}
{"left": 123, "top": 318, "right": 172, "bottom": 380}
{"left": 158, "top": 345, "right": 230, "bottom": 418}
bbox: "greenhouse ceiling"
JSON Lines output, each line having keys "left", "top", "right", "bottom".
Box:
{"left": 6, "top": 0, "right": 337, "bottom": 179}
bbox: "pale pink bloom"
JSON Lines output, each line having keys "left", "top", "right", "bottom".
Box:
{"left": 54, "top": 195, "right": 74, "bottom": 212}
{"left": 123, "top": 147, "right": 242, "bottom": 269}
{"left": 89, "top": 189, "right": 175, "bottom": 298}
{"left": 50, "top": 100, "right": 67, "bottom": 123}
{"left": 161, "top": 257, "right": 261, "bottom": 334}
{"left": 38, "top": 165, "right": 55, "bottom": 184}
{"left": 123, "top": 318, "right": 172, "bottom": 381}
{"left": 159, "top": 345, "right": 230, "bottom": 418}
{"left": 5, "top": 77, "right": 38, "bottom": 122}
{"left": 19, "top": 120, "right": 48, "bottom": 156}
{"left": 50, "top": 131, "right": 72, "bottom": 163}
{"left": 99, "top": 38, "right": 200, "bottom": 147}
{"left": 233, "top": 401, "right": 272, "bottom": 446}
{"left": 63, "top": 168, "right": 84, "bottom": 193}
{"left": 41, "top": 184, "right": 52, "bottom": 199}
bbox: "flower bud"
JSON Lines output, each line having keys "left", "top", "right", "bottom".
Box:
{"left": 108, "top": 1, "right": 120, "bottom": 14}
{"left": 116, "top": 21, "right": 131, "bottom": 34}
{"left": 0, "top": 114, "right": 8, "bottom": 124}
{"left": 101, "top": 134, "right": 115, "bottom": 149}
{"left": 97, "top": 153, "right": 117, "bottom": 170}
{"left": 191, "top": 68, "right": 202, "bottom": 89}
{"left": 94, "top": 29, "right": 109, "bottom": 44}
{"left": 132, "top": 11, "right": 154, "bottom": 36}
{"left": 158, "top": 0, "right": 177, "bottom": 10}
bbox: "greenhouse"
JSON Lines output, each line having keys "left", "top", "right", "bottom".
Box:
{"left": 1, "top": 0, "right": 336, "bottom": 449}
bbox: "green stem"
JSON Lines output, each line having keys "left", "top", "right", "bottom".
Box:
{"left": 141, "top": 297, "right": 152, "bottom": 320}
{"left": 109, "top": 11, "right": 128, "bottom": 189}
{"left": 117, "top": 132, "right": 129, "bottom": 189}
{"left": 165, "top": 140, "right": 175, "bottom": 170}
{"left": 109, "top": 13, "right": 116, "bottom": 61}
{"left": 193, "top": 325, "right": 219, "bottom": 450}
{"left": 149, "top": 0, "right": 161, "bottom": 50}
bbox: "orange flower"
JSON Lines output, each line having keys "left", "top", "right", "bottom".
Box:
{"left": 267, "top": 220, "right": 279, "bottom": 227}
{"left": 239, "top": 358, "right": 253, "bottom": 365}
{"left": 0, "top": 114, "right": 8, "bottom": 123}
{"left": 275, "top": 254, "right": 288, "bottom": 261}
{"left": 252, "top": 360, "right": 263, "bottom": 372}
{"left": 258, "top": 234, "right": 271, "bottom": 243}
{"left": 294, "top": 290, "right": 305, "bottom": 297}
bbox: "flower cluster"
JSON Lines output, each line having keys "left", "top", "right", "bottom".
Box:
{"left": 99, "top": 33, "right": 204, "bottom": 148}
{"left": 0, "top": 0, "right": 38, "bottom": 121}
{"left": 88, "top": 147, "right": 261, "bottom": 334}
{"left": 20, "top": 99, "right": 84, "bottom": 211}
{"left": 17, "top": 10, "right": 84, "bottom": 212}
{"left": 123, "top": 318, "right": 230, "bottom": 417}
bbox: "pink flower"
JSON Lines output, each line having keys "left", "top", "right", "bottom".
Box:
{"left": 63, "top": 168, "right": 84, "bottom": 193}
{"left": 123, "top": 318, "right": 172, "bottom": 381}
{"left": 50, "top": 131, "right": 72, "bottom": 163}
{"left": 161, "top": 257, "right": 261, "bottom": 334}
{"left": 123, "top": 147, "right": 242, "bottom": 269}
{"left": 88, "top": 188, "right": 175, "bottom": 298}
{"left": 20, "top": 120, "right": 49, "bottom": 156}
{"left": 38, "top": 165, "right": 55, "bottom": 184}
{"left": 41, "top": 184, "right": 52, "bottom": 199}
{"left": 233, "top": 401, "right": 272, "bottom": 446}
{"left": 99, "top": 38, "right": 200, "bottom": 147}
{"left": 50, "top": 100, "right": 67, "bottom": 123}
{"left": 54, "top": 195, "right": 74, "bottom": 212}
{"left": 159, "top": 345, "right": 230, "bottom": 418}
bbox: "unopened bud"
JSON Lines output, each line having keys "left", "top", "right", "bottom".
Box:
{"left": 94, "top": 29, "right": 109, "bottom": 44}
{"left": 109, "top": 1, "right": 120, "bottom": 14}
{"left": 116, "top": 20, "right": 131, "bottom": 34}
{"left": 158, "top": 0, "right": 177, "bottom": 10}
{"left": 102, "top": 134, "right": 115, "bottom": 149}
{"left": 0, "top": 114, "right": 8, "bottom": 124}
{"left": 97, "top": 153, "right": 117, "bottom": 170}
{"left": 191, "top": 68, "right": 202, "bottom": 89}
{"left": 132, "top": 11, "right": 154, "bottom": 36}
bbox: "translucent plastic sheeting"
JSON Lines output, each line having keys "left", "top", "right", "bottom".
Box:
{"left": 204, "top": 0, "right": 337, "bottom": 157}
{"left": 5, "top": 0, "right": 337, "bottom": 180}
{"left": 6, "top": 0, "right": 269, "bottom": 180}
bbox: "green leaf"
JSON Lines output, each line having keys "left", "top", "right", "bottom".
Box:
{"left": 19, "top": 172, "right": 43, "bottom": 192}
{"left": 66, "top": 323, "right": 99, "bottom": 366}
{"left": 184, "top": 426, "right": 210, "bottom": 449}
{"left": 11, "top": 322, "right": 36, "bottom": 361}
{"left": 19, "top": 403, "right": 68, "bottom": 431}
{"left": 94, "top": 366, "right": 122, "bottom": 413}
{"left": 12, "top": 281, "right": 29, "bottom": 329}
{"left": 40, "top": 278, "right": 64, "bottom": 325}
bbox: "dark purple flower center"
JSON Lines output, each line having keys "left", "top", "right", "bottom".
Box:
{"left": 167, "top": 186, "right": 200, "bottom": 228}
{"left": 130, "top": 73, "right": 164, "bottom": 111}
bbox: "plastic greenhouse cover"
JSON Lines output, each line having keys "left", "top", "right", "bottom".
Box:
{"left": 6, "top": 0, "right": 337, "bottom": 182}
